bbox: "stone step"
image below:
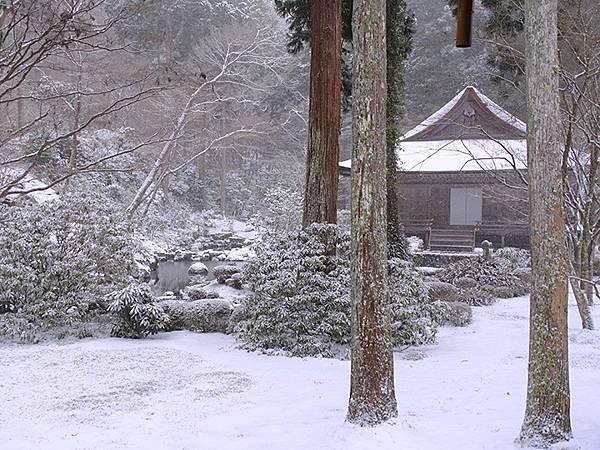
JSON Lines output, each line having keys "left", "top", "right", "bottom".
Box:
{"left": 428, "top": 228, "right": 475, "bottom": 252}
{"left": 428, "top": 244, "right": 475, "bottom": 252}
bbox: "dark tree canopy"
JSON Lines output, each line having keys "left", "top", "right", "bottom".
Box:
{"left": 387, "top": 0, "right": 414, "bottom": 259}
{"left": 276, "top": 0, "right": 415, "bottom": 256}
{"left": 274, "top": 0, "right": 353, "bottom": 105}
{"left": 446, "top": 0, "right": 525, "bottom": 86}
{"left": 274, "top": 0, "right": 353, "bottom": 52}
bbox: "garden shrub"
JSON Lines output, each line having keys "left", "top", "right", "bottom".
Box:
{"left": 160, "top": 299, "right": 233, "bottom": 332}
{"left": 389, "top": 259, "right": 442, "bottom": 346}
{"left": 232, "top": 225, "right": 443, "bottom": 357}
{"left": 439, "top": 257, "right": 525, "bottom": 292}
{"left": 181, "top": 285, "right": 220, "bottom": 300}
{"left": 233, "top": 224, "right": 350, "bottom": 357}
{"left": 0, "top": 195, "right": 138, "bottom": 342}
{"left": 493, "top": 247, "right": 531, "bottom": 269}
{"left": 106, "top": 283, "right": 169, "bottom": 338}
{"left": 213, "top": 265, "right": 242, "bottom": 284}
{"left": 433, "top": 301, "right": 473, "bottom": 327}
{"left": 425, "top": 281, "right": 461, "bottom": 302}
{"left": 458, "top": 287, "right": 497, "bottom": 306}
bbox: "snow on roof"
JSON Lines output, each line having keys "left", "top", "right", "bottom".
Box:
{"left": 402, "top": 86, "right": 526, "bottom": 141}
{"left": 396, "top": 139, "right": 526, "bottom": 172}
{"left": 340, "top": 138, "right": 526, "bottom": 173}
{"left": 339, "top": 86, "right": 528, "bottom": 173}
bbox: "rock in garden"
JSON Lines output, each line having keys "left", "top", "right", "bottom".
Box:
{"left": 214, "top": 265, "right": 242, "bottom": 284}
{"left": 225, "top": 272, "right": 243, "bottom": 289}
{"left": 425, "top": 281, "right": 461, "bottom": 302}
{"left": 188, "top": 262, "right": 208, "bottom": 276}
{"left": 158, "top": 291, "right": 177, "bottom": 301}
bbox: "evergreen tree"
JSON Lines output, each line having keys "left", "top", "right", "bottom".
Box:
{"left": 301, "top": 0, "right": 342, "bottom": 227}
{"left": 274, "top": 0, "right": 353, "bottom": 102}
{"left": 386, "top": 0, "right": 414, "bottom": 258}
{"left": 275, "top": 0, "right": 414, "bottom": 253}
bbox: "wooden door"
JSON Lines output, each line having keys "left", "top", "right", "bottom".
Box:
{"left": 450, "top": 187, "right": 482, "bottom": 225}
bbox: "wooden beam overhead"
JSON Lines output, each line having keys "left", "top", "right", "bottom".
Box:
{"left": 456, "top": 0, "right": 473, "bottom": 48}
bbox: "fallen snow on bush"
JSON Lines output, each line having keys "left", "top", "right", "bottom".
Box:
{"left": 1, "top": 294, "right": 599, "bottom": 450}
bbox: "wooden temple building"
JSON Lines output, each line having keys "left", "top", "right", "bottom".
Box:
{"left": 340, "top": 86, "right": 530, "bottom": 252}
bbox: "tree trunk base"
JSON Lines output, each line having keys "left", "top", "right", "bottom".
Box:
{"left": 346, "top": 400, "right": 398, "bottom": 426}
{"left": 517, "top": 426, "right": 572, "bottom": 449}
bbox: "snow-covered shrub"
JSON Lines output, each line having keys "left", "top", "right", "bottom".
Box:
{"left": 213, "top": 265, "right": 242, "bottom": 284}
{"left": 454, "top": 276, "right": 478, "bottom": 289}
{"left": 161, "top": 299, "right": 233, "bottom": 332}
{"left": 458, "top": 287, "right": 496, "bottom": 306}
{"left": 440, "top": 257, "right": 524, "bottom": 291}
{"left": 437, "top": 257, "right": 529, "bottom": 303}
{"left": 425, "top": 281, "right": 461, "bottom": 302}
{"left": 233, "top": 224, "right": 350, "bottom": 357}
{"left": 181, "top": 285, "right": 220, "bottom": 301}
{"left": 232, "top": 225, "right": 443, "bottom": 357}
{"left": 106, "top": 283, "right": 169, "bottom": 338}
{"left": 0, "top": 195, "right": 139, "bottom": 342}
{"left": 513, "top": 267, "right": 532, "bottom": 287}
{"left": 406, "top": 236, "right": 424, "bottom": 254}
{"left": 433, "top": 301, "right": 473, "bottom": 327}
{"left": 389, "top": 259, "right": 442, "bottom": 346}
{"left": 494, "top": 247, "right": 531, "bottom": 269}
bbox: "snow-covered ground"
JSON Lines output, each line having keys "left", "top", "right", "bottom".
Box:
{"left": 2, "top": 295, "right": 599, "bottom": 450}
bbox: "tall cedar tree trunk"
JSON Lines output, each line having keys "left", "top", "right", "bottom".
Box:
{"left": 386, "top": 0, "right": 411, "bottom": 259}
{"left": 347, "top": 0, "right": 397, "bottom": 425}
{"left": 519, "top": 0, "right": 572, "bottom": 445}
{"left": 302, "top": 0, "right": 342, "bottom": 227}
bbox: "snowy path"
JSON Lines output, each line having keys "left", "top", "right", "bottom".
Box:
{"left": 1, "top": 296, "right": 599, "bottom": 450}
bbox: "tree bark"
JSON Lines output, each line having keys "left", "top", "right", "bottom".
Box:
{"left": 519, "top": 0, "right": 572, "bottom": 445}
{"left": 347, "top": 0, "right": 397, "bottom": 426}
{"left": 302, "top": 0, "right": 342, "bottom": 228}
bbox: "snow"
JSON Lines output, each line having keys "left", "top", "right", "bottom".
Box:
{"left": 340, "top": 86, "right": 528, "bottom": 173}
{"left": 402, "top": 86, "right": 527, "bottom": 140}
{"left": 209, "top": 217, "right": 259, "bottom": 241}
{"left": 340, "top": 139, "right": 527, "bottom": 173}
{"left": 1, "top": 168, "right": 59, "bottom": 203}
{"left": 396, "top": 138, "right": 527, "bottom": 172}
{"left": 1, "top": 295, "right": 599, "bottom": 450}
